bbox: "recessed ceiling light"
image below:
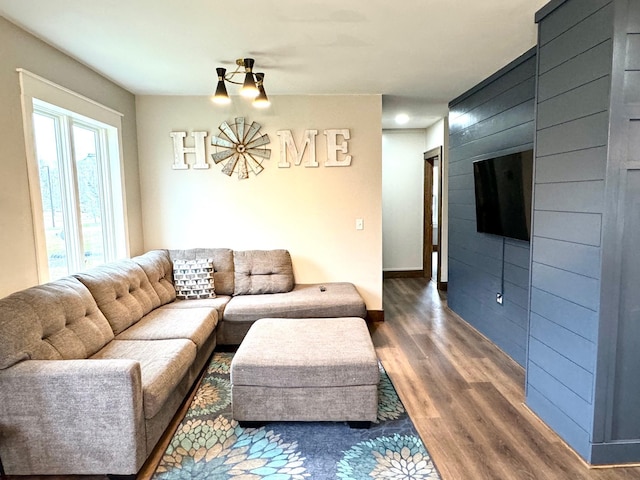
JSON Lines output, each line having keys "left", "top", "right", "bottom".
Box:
{"left": 395, "top": 113, "right": 410, "bottom": 125}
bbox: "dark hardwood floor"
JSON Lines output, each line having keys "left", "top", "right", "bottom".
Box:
{"left": 5, "top": 277, "right": 640, "bottom": 479}
{"left": 374, "top": 277, "right": 640, "bottom": 480}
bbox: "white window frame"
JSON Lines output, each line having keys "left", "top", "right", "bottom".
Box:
{"left": 18, "top": 69, "right": 129, "bottom": 283}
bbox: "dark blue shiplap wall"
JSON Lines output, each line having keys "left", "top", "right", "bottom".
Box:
{"left": 528, "top": 0, "right": 613, "bottom": 461}
{"left": 447, "top": 50, "right": 536, "bottom": 367}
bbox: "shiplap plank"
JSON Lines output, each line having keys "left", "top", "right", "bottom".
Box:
{"left": 527, "top": 363, "right": 593, "bottom": 431}
{"left": 504, "top": 242, "right": 530, "bottom": 269}
{"left": 624, "top": 71, "right": 640, "bottom": 103}
{"left": 527, "top": 362, "right": 593, "bottom": 430}
{"left": 529, "top": 312, "right": 596, "bottom": 372}
{"left": 528, "top": 337, "right": 594, "bottom": 402}
{"left": 532, "top": 211, "right": 602, "bottom": 246}
{"left": 531, "top": 262, "right": 600, "bottom": 311}
{"left": 450, "top": 100, "right": 535, "bottom": 149}
{"left": 449, "top": 122, "right": 534, "bottom": 163}
{"left": 538, "top": 4, "right": 613, "bottom": 75}
{"left": 448, "top": 204, "right": 475, "bottom": 222}
{"left": 448, "top": 218, "right": 476, "bottom": 239}
{"left": 630, "top": 2, "right": 640, "bottom": 32}
{"left": 450, "top": 243, "right": 503, "bottom": 277}
{"left": 530, "top": 287, "right": 599, "bottom": 343}
{"left": 526, "top": 387, "right": 592, "bottom": 461}
{"left": 536, "top": 111, "right": 609, "bottom": 157}
{"left": 448, "top": 187, "right": 475, "bottom": 206}
{"left": 628, "top": 120, "right": 640, "bottom": 157}
{"left": 535, "top": 146, "right": 607, "bottom": 183}
{"left": 449, "top": 55, "right": 536, "bottom": 119}
{"left": 536, "top": 76, "right": 610, "bottom": 129}
{"left": 449, "top": 77, "right": 535, "bottom": 134}
{"left": 626, "top": 34, "right": 640, "bottom": 70}
{"left": 532, "top": 236, "right": 601, "bottom": 278}
{"left": 504, "top": 262, "right": 529, "bottom": 289}
{"left": 449, "top": 232, "right": 503, "bottom": 259}
{"left": 537, "top": 41, "right": 612, "bottom": 102}
{"left": 447, "top": 172, "right": 473, "bottom": 191}
{"left": 448, "top": 158, "right": 472, "bottom": 177}
{"left": 538, "top": 0, "right": 612, "bottom": 46}
{"left": 504, "top": 280, "right": 528, "bottom": 310}
{"left": 534, "top": 180, "right": 605, "bottom": 214}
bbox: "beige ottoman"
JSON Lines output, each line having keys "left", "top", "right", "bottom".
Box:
{"left": 230, "top": 317, "right": 379, "bottom": 427}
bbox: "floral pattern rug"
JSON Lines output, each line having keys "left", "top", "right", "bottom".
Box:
{"left": 153, "top": 352, "right": 441, "bottom": 479}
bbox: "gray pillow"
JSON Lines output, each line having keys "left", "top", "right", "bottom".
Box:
{"left": 233, "top": 250, "right": 294, "bottom": 295}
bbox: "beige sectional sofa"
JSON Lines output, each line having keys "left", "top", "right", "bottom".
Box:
{"left": 0, "top": 248, "right": 366, "bottom": 476}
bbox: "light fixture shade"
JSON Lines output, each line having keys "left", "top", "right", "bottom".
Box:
{"left": 253, "top": 73, "right": 270, "bottom": 108}
{"left": 240, "top": 58, "right": 259, "bottom": 98}
{"left": 212, "top": 67, "right": 231, "bottom": 104}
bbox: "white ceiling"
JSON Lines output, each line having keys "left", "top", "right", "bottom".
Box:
{"left": 0, "top": 0, "right": 549, "bottom": 129}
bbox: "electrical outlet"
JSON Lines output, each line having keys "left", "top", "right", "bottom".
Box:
{"left": 496, "top": 293, "right": 503, "bottom": 305}
{"left": 355, "top": 218, "right": 364, "bottom": 230}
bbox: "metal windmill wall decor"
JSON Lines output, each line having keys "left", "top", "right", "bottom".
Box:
{"left": 210, "top": 117, "right": 271, "bottom": 179}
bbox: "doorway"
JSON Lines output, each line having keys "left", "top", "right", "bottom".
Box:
{"left": 423, "top": 147, "right": 443, "bottom": 288}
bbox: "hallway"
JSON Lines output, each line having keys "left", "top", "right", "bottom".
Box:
{"left": 372, "top": 278, "right": 640, "bottom": 480}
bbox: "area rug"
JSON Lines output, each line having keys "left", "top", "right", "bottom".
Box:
{"left": 152, "top": 352, "right": 441, "bottom": 479}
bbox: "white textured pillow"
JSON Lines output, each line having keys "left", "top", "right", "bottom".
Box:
{"left": 173, "top": 259, "right": 216, "bottom": 299}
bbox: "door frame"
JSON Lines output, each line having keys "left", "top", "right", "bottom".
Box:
{"left": 423, "top": 146, "right": 443, "bottom": 285}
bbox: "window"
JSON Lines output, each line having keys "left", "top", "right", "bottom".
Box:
{"left": 19, "top": 70, "right": 128, "bottom": 282}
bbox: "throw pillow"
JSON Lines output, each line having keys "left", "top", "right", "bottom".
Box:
{"left": 173, "top": 259, "right": 216, "bottom": 299}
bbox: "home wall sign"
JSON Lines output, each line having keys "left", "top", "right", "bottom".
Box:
{"left": 170, "top": 117, "right": 270, "bottom": 179}
{"left": 170, "top": 117, "right": 351, "bottom": 179}
{"left": 276, "top": 129, "right": 352, "bottom": 168}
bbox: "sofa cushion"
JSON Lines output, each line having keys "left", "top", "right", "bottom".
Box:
{"left": 91, "top": 339, "right": 196, "bottom": 419}
{"left": 173, "top": 259, "right": 216, "bottom": 299}
{"left": 131, "top": 250, "right": 176, "bottom": 306}
{"left": 223, "top": 282, "right": 367, "bottom": 323}
{"left": 161, "top": 295, "right": 231, "bottom": 323}
{"left": 169, "top": 248, "right": 234, "bottom": 296}
{"left": 233, "top": 249, "right": 294, "bottom": 295}
{"left": 115, "top": 306, "right": 218, "bottom": 351}
{"left": 74, "top": 260, "right": 161, "bottom": 335}
{"left": 0, "top": 277, "right": 114, "bottom": 369}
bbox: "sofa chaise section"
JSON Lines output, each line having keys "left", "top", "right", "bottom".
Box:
{"left": 221, "top": 282, "right": 368, "bottom": 345}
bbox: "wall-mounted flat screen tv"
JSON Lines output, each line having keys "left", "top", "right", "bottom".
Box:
{"left": 473, "top": 149, "right": 533, "bottom": 241}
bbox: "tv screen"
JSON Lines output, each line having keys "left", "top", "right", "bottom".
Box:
{"left": 473, "top": 150, "right": 533, "bottom": 241}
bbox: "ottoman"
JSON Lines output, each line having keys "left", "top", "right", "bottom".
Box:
{"left": 230, "top": 317, "right": 379, "bottom": 427}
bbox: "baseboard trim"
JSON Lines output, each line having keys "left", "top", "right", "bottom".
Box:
{"left": 591, "top": 441, "right": 640, "bottom": 466}
{"left": 438, "top": 281, "right": 448, "bottom": 291}
{"left": 383, "top": 270, "right": 425, "bottom": 279}
{"left": 367, "top": 310, "right": 384, "bottom": 322}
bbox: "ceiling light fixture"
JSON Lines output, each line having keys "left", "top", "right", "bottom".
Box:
{"left": 395, "top": 113, "right": 410, "bottom": 125}
{"left": 212, "top": 58, "right": 269, "bottom": 108}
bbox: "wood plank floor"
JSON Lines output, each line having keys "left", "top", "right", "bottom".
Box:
{"left": 374, "top": 277, "right": 640, "bottom": 480}
{"left": 5, "top": 277, "right": 640, "bottom": 479}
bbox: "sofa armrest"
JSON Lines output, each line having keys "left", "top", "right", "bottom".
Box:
{"left": 0, "top": 359, "right": 147, "bottom": 475}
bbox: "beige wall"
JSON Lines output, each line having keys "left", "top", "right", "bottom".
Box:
{"left": 136, "top": 95, "right": 383, "bottom": 309}
{"left": 0, "top": 17, "right": 144, "bottom": 297}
